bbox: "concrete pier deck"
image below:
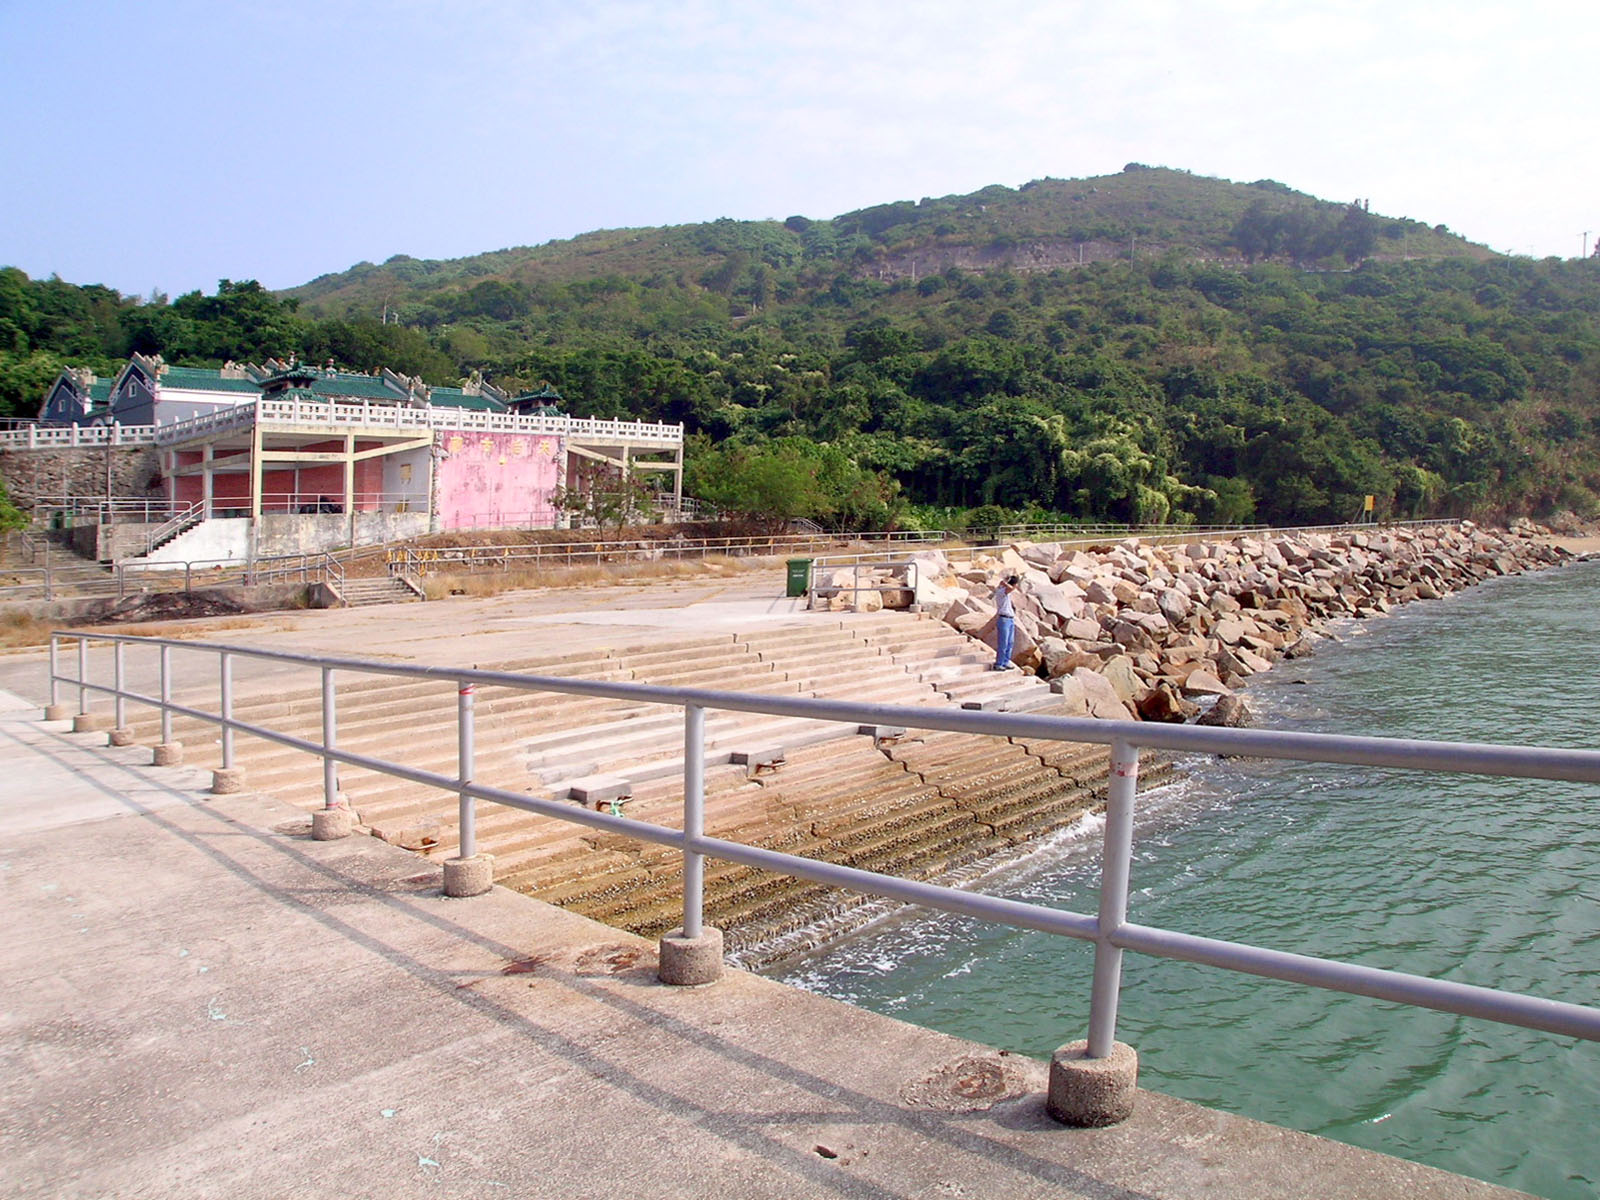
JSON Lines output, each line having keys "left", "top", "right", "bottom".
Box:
{"left": 0, "top": 696, "right": 1524, "bottom": 1199}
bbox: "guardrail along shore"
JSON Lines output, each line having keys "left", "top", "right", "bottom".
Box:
{"left": 45, "top": 628, "right": 1600, "bottom": 1127}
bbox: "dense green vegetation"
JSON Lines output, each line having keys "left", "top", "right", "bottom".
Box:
{"left": 6, "top": 167, "right": 1600, "bottom": 528}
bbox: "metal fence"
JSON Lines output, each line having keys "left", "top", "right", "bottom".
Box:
{"left": 805, "top": 560, "right": 921, "bottom": 609}
{"left": 388, "top": 529, "right": 951, "bottom": 578}
{"left": 992, "top": 517, "right": 1442, "bottom": 546}
{"left": 47, "top": 630, "right": 1600, "bottom": 1063}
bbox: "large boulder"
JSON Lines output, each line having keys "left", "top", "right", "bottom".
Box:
{"left": 1099, "top": 655, "right": 1148, "bottom": 706}
{"left": 1062, "top": 616, "right": 1104, "bottom": 642}
{"left": 1156, "top": 587, "right": 1192, "bottom": 623}
{"left": 1137, "top": 684, "right": 1198, "bottom": 723}
{"left": 1179, "top": 668, "right": 1232, "bottom": 697}
{"left": 1029, "top": 580, "right": 1086, "bottom": 624}
{"left": 1048, "top": 672, "right": 1090, "bottom": 716}
{"left": 1072, "top": 667, "right": 1136, "bottom": 720}
{"left": 1197, "top": 694, "right": 1251, "bottom": 728}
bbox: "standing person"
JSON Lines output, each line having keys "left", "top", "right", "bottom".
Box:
{"left": 992, "top": 574, "right": 1020, "bottom": 670}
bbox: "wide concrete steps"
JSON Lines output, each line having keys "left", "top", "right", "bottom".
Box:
{"left": 98, "top": 610, "right": 1153, "bottom": 965}
{"left": 337, "top": 576, "right": 422, "bottom": 606}
{"left": 520, "top": 716, "right": 1141, "bottom": 957}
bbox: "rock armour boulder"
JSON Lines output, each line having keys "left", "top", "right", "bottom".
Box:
{"left": 925, "top": 523, "right": 1567, "bottom": 722}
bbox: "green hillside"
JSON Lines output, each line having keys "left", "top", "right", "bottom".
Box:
{"left": 5, "top": 166, "right": 1597, "bottom": 530}
{"left": 288, "top": 167, "right": 1486, "bottom": 319}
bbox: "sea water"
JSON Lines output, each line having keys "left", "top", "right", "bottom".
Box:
{"left": 777, "top": 557, "right": 1600, "bottom": 1199}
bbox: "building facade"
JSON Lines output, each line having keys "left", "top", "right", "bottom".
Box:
{"left": 9, "top": 356, "right": 684, "bottom": 563}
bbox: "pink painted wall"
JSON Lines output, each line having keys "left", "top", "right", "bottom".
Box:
{"left": 433, "top": 430, "right": 564, "bottom": 530}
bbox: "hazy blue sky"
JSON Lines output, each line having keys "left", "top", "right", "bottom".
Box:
{"left": 2, "top": 0, "right": 1593, "bottom": 299}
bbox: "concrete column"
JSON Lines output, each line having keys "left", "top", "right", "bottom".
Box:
{"left": 201, "top": 444, "right": 214, "bottom": 518}
{"left": 249, "top": 422, "right": 263, "bottom": 522}
{"left": 426, "top": 437, "right": 439, "bottom": 533}
{"left": 344, "top": 432, "right": 356, "bottom": 546}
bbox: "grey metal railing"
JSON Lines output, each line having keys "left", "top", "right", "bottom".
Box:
{"left": 142, "top": 501, "right": 206, "bottom": 557}
{"left": 992, "top": 517, "right": 1455, "bottom": 545}
{"left": 114, "top": 550, "right": 346, "bottom": 597}
{"left": 45, "top": 629, "right": 1600, "bottom": 1056}
{"left": 389, "top": 530, "right": 950, "bottom": 578}
{"left": 804, "top": 559, "right": 921, "bottom": 609}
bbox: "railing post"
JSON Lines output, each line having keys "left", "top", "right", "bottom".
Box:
{"left": 321, "top": 667, "right": 338, "bottom": 807}
{"left": 159, "top": 645, "right": 172, "bottom": 745}
{"left": 681, "top": 704, "right": 706, "bottom": 938}
{"left": 75, "top": 638, "right": 88, "bottom": 716}
{"left": 1048, "top": 736, "right": 1141, "bottom": 1127}
{"left": 152, "top": 643, "right": 182, "bottom": 765}
{"left": 659, "top": 702, "right": 722, "bottom": 986}
{"left": 219, "top": 652, "right": 234, "bottom": 769}
{"left": 43, "top": 635, "right": 70, "bottom": 720}
{"left": 311, "top": 666, "right": 353, "bottom": 838}
{"left": 457, "top": 683, "right": 476, "bottom": 857}
{"left": 1087, "top": 738, "right": 1138, "bottom": 1055}
{"left": 112, "top": 640, "right": 127, "bottom": 736}
{"left": 206, "top": 650, "right": 247, "bottom": 792}
{"left": 442, "top": 681, "right": 492, "bottom": 896}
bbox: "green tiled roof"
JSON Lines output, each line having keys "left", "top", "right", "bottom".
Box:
{"left": 158, "top": 366, "right": 263, "bottom": 394}
{"left": 88, "top": 380, "right": 112, "bottom": 402}
{"left": 428, "top": 387, "right": 508, "bottom": 413}
{"left": 311, "top": 374, "right": 409, "bottom": 400}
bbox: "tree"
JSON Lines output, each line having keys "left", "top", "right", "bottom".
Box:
{"left": 550, "top": 461, "right": 660, "bottom": 534}
{"left": 0, "top": 473, "right": 27, "bottom": 532}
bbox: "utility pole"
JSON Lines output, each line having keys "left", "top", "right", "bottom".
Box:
{"left": 1585, "top": 231, "right": 1593, "bottom": 259}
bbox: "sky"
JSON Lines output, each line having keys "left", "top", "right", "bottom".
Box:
{"left": 2, "top": 0, "right": 1595, "bottom": 300}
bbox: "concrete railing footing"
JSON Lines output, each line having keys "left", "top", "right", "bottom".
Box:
{"left": 311, "top": 805, "right": 356, "bottom": 840}
{"left": 108, "top": 728, "right": 136, "bottom": 747}
{"left": 152, "top": 742, "right": 183, "bottom": 766}
{"left": 73, "top": 712, "right": 113, "bottom": 733}
{"left": 1046, "top": 1040, "right": 1138, "bottom": 1127}
{"left": 443, "top": 854, "right": 495, "bottom": 897}
{"left": 658, "top": 926, "right": 724, "bottom": 986}
{"left": 43, "top": 703, "right": 72, "bottom": 722}
{"left": 210, "top": 767, "right": 246, "bottom": 795}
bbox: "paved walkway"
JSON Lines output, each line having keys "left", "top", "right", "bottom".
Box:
{"left": 0, "top": 698, "right": 1523, "bottom": 1199}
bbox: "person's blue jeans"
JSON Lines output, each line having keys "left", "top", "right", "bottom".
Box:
{"left": 994, "top": 615, "right": 1015, "bottom": 669}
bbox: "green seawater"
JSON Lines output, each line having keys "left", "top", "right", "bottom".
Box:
{"left": 778, "top": 558, "right": 1600, "bottom": 1199}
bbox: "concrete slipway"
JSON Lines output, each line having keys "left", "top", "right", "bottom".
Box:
{"left": 0, "top": 695, "right": 1525, "bottom": 1199}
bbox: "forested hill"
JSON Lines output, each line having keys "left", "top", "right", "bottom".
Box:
{"left": 5, "top": 165, "right": 1600, "bottom": 531}
{"left": 288, "top": 166, "right": 1486, "bottom": 315}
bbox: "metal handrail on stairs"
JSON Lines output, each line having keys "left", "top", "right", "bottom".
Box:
{"left": 141, "top": 502, "right": 206, "bottom": 557}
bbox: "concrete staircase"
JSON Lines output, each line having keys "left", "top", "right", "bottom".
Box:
{"left": 335, "top": 575, "right": 423, "bottom": 607}
{"left": 0, "top": 532, "right": 116, "bottom": 597}
{"left": 108, "top": 611, "right": 1151, "bottom": 958}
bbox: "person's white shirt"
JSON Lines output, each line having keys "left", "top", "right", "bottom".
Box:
{"left": 995, "top": 581, "right": 1015, "bottom": 617}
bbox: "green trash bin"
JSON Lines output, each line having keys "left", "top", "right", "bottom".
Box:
{"left": 785, "top": 557, "right": 813, "bottom": 598}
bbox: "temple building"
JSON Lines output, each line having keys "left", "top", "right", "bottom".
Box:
{"left": 4, "top": 355, "right": 684, "bottom": 566}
